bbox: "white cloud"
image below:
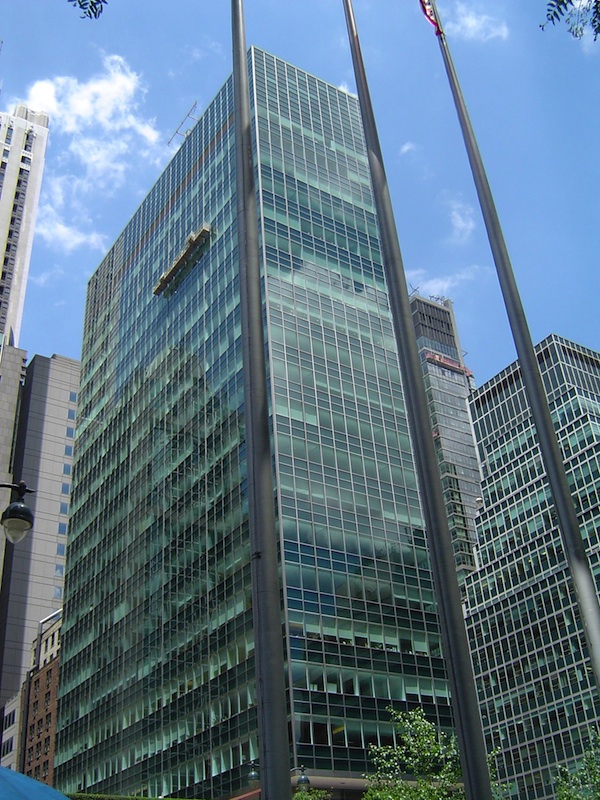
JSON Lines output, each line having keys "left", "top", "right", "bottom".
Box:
{"left": 337, "top": 82, "right": 356, "bottom": 96}
{"left": 444, "top": 2, "right": 509, "bottom": 42}
{"left": 407, "top": 265, "right": 482, "bottom": 298}
{"left": 448, "top": 199, "right": 476, "bottom": 243}
{"left": 68, "top": 135, "right": 132, "bottom": 188}
{"left": 10, "top": 54, "right": 164, "bottom": 256}
{"left": 188, "top": 39, "right": 225, "bottom": 62}
{"left": 400, "top": 141, "right": 417, "bottom": 157}
{"left": 35, "top": 203, "right": 107, "bottom": 254}
{"left": 580, "top": 28, "right": 600, "bottom": 56}
{"left": 28, "top": 264, "right": 64, "bottom": 288}
{"left": 18, "top": 54, "right": 161, "bottom": 192}
{"left": 26, "top": 55, "right": 158, "bottom": 141}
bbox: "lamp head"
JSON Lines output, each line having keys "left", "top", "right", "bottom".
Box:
{"left": 2, "top": 500, "right": 34, "bottom": 543}
{"left": 296, "top": 766, "right": 310, "bottom": 788}
{"left": 247, "top": 761, "right": 260, "bottom": 787}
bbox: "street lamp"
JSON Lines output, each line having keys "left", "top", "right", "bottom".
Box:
{"left": 1, "top": 480, "right": 35, "bottom": 543}
{"left": 0, "top": 480, "right": 34, "bottom": 750}
{"left": 294, "top": 766, "right": 311, "bottom": 789}
{"left": 247, "top": 762, "right": 311, "bottom": 791}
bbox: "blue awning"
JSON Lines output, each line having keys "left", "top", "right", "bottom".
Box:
{"left": 0, "top": 767, "right": 70, "bottom": 800}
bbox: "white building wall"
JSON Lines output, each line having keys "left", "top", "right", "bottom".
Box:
{"left": 0, "top": 105, "right": 49, "bottom": 346}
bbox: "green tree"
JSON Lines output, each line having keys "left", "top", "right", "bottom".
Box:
{"left": 555, "top": 728, "right": 600, "bottom": 799}
{"left": 293, "top": 789, "right": 331, "bottom": 800}
{"left": 544, "top": 1, "right": 600, "bottom": 39}
{"left": 68, "top": 0, "right": 599, "bottom": 39}
{"left": 364, "top": 707, "right": 465, "bottom": 800}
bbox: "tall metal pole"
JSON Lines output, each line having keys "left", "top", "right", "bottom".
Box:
{"left": 341, "top": 2, "right": 493, "bottom": 798}
{"left": 231, "top": 4, "right": 292, "bottom": 800}
{"left": 428, "top": 0, "right": 600, "bottom": 690}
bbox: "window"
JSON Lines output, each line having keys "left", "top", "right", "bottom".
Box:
{"left": 1, "top": 737, "right": 13, "bottom": 757}
{"left": 56, "top": 543, "right": 66, "bottom": 556}
{"left": 69, "top": 391, "right": 77, "bottom": 402}
{"left": 58, "top": 522, "right": 67, "bottom": 535}
{"left": 61, "top": 483, "right": 70, "bottom": 495}
{"left": 66, "top": 427, "right": 74, "bottom": 438}
{"left": 3, "top": 709, "right": 15, "bottom": 729}
{"left": 67, "top": 408, "right": 76, "bottom": 420}
{"left": 64, "top": 444, "right": 73, "bottom": 456}
{"left": 63, "top": 464, "right": 71, "bottom": 476}
{"left": 60, "top": 502, "right": 69, "bottom": 515}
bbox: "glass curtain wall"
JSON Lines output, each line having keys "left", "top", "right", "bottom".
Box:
{"left": 56, "top": 48, "right": 451, "bottom": 799}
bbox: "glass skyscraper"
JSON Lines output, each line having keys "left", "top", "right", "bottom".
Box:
{"left": 410, "top": 295, "right": 480, "bottom": 586}
{"left": 465, "top": 335, "right": 600, "bottom": 799}
{"left": 56, "top": 49, "right": 451, "bottom": 798}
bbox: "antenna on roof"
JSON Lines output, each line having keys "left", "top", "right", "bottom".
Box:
{"left": 168, "top": 101, "right": 199, "bottom": 147}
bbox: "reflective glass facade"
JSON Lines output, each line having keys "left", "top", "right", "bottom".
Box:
{"left": 410, "top": 295, "right": 480, "bottom": 586}
{"left": 56, "top": 49, "right": 450, "bottom": 799}
{"left": 465, "top": 335, "right": 600, "bottom": 799}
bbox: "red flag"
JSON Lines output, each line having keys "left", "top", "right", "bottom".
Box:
{"left": 420, "top": 0, "right": 442, "bottom": 35}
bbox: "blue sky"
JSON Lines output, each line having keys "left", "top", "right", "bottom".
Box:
{"left": 1, "top": 1, "right": 598, "bottom": 384}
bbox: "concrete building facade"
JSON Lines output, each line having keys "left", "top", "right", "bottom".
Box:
{"left": 0, "top": 354, "right": 79, "bottom": 708}
{"left": 0, "top": 106, "right": 49, "bottom": 346}
{"left": 22, "top": 613, "right": 62, "bottom": 785}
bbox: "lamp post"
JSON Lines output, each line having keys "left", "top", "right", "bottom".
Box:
{"left": 0, "top": 480, "right": 34, "bottom": 750}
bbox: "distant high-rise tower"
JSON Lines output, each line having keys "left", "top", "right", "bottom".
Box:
{"left": 0, "top": 354, "right": 79, "bottom": 709}
{"left": 465, "top": 335, "right": 600, "bottom": 799}
{"left": 0, "top": 105, "right": 49, "bottom": 346}
{"left": 56, "top": 48, "right": 452, "bottom": 799}
{"left": 410, "top": 294, "right": 480, "bottom": 585}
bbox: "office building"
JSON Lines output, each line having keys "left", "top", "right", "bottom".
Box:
{"left": 1, "top": 693, "right": 22, "bottom": 770}
{"left": 55, "top": 48, "right": 452, "bottom": 798}
{"left": 0, "top": 354, "right": 79, "bottom": 709}
{"left": 0, "top": 342, "right": 28, "bottom": 709}
{"left": 465, "top": 335, "right": 600, "bottom": 799}
{"left": 0, "top": 105, "right": 49, "bottom": 346}
{"left": 21, "top": 612, "right": 62, "bottom": 784}
{"left": 1, "top": 611, "right": 62, "bottom": 775}
{"left": 410, "top": 295, "right": 480, "bottom": 585}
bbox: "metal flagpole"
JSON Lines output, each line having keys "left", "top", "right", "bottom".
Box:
{"left": 341, "top": 2, "right": 493, "bottom": 798}
{"left": 426, "top": 0, "right": 600, "bottom": 691}
{"left": 231, "top": 4, "right": 292, "bottom": 799}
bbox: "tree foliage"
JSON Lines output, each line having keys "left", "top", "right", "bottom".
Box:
{"left": 555, "top": 728, "right": 600, "bottom": 798}
{"left": 67, "top": 0, "right": 600, "bottom": 38}
{"left": 67, "top": 0, "right": 107, "bottom": 19}
{"left": 293, "top": 788, "right": 331, "bottom": 800}
{"left": 544, "top": 0, "right": 600, "bottom": 39}
{"left": 364, "top": 708, "right": 465, "bottom": 800}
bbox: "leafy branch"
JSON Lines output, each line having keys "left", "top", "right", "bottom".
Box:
{"left": 67, "top": 0, "right": 107, "bottom": 19}
{"left": 544, "top": 0, "right": 600, "bottom": 39}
